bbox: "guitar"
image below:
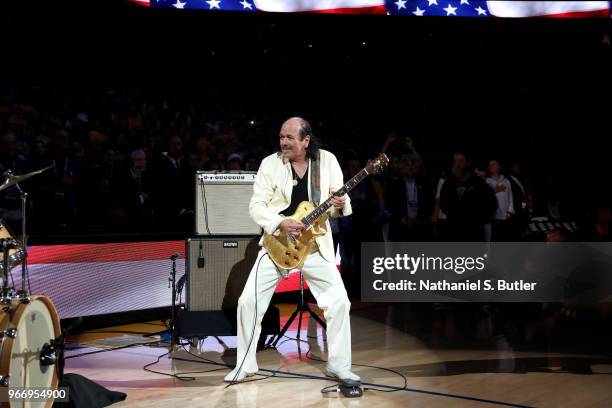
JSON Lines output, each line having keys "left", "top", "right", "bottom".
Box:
{"left": 263, "top": 153, "right": 389, "bottom": 270}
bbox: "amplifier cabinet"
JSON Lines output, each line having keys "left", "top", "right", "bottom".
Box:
{"left": 195, "top": 171, "right": 261, "bottom": 235}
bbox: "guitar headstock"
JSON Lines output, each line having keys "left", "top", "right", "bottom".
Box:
{"left": 366, "top": 153, "right": 389, "bottom": 175}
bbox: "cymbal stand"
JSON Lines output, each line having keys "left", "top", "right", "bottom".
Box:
{"left": 14, "top": 181, "right": 30, "bottom": 303}
{"left": 1, "top": 238, "right": 13, "bottom": 303}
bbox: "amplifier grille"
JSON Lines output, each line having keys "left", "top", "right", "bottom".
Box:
{"left": 186, "top": 237, "right": 260, "bottom": 311}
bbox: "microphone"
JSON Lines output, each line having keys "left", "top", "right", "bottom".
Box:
{"left": 1, "top": 239, "right": 19, "bottom": 249}
{"left": 40, "top": 317, "right": 84, "bottom": 366}
{"left": 170, "top": 252, "right": 181, "bottom": 261}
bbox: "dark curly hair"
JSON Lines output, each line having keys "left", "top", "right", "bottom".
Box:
{"left": 294, "top": 117, "right": 319, "bottom": 160}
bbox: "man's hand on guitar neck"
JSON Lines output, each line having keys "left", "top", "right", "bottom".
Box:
{"left": 280, "top": 219, "right": 304, "bottom": 238}
{"left": 330, "top": 189, "right": 346, "bottom": 209}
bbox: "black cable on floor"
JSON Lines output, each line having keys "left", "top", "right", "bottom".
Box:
{"left": 168, "top": 344, "right": 534, "bottom": 407}
{"left": 65, "top": 340, "right": 166, "bottom": 360}
{"left": 142, "top": 342, "right": 229, "bottom": 381}
{"left": 180, "top": 344, "right": 284, "bottom": 385}
{"left": 279, "top": 334, "right": 408, "bottom": 394}
{"left": 65, "top": 328, "right": 405, "bottom": 395}
{"left": 143, "top": 349, "right": 196, "bottom": 381}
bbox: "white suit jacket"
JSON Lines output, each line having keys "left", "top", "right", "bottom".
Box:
{"left": 249, "top": 149, "right": 352, "bottom": 263}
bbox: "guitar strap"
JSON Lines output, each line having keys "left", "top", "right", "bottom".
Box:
{"left": 310, "top": 149, "right": 321, "bottom": 205}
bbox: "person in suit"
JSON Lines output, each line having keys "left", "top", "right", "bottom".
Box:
{"left": 386, "top": 155, "right": 434, "bottom": 242}
{"left": 152, "top": 135, "right": 193, "bottom": 227}
{"left": 110, "top": 149, "right": 154, "bottom": 227}
{"left": 440, "top": 152, "right": 497, "bottom": 242}
{"left": 224, "top": 117, "right": 358, "bottom": 383}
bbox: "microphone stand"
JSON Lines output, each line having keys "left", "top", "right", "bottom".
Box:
{"left": 168, "top": 253, "right": 180, "bottom": 351}
{"left": 40, "top": 316, "right": 84, "bottom": 383}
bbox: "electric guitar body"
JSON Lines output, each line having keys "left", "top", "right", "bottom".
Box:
{"left": 263, "top": 201, "right": 328, "bottom": 270}
{"left": 263, "top": 153, "right": 389, "bottom": 271}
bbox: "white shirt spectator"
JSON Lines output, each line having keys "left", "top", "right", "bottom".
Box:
{"left": 486, "top": 175, "right": 514, "bottom": 220}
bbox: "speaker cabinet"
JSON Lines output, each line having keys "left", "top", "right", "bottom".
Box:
{"left": 195, "top": 172, "right": 262, "bottom": 235}
{"left": 180, "top": 236, "right": 278, "bottom": 337}
{"left": 186, "top": 236, "right": 261, "bottom": 311}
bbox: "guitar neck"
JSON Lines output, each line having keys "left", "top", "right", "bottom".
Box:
{"left": 301, "top": 168, "right": 370, "bottom": 227}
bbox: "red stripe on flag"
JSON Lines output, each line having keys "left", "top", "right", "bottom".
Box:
{"left": 538, "top": 8, "right": 610, "bottom": 18}
{"left": 303, "top": 5, "right": 386, "bottom": 14}
{"left": 128, "top": 0, "right": 150, "bottom": 6}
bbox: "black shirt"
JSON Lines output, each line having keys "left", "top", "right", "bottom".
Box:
{"left": 280, "top": 165, "right": 309, "bottom": 216}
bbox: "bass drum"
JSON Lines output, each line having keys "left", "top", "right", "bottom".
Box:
{"left": 0, "top": 296, "right": 61, "bottom": 408}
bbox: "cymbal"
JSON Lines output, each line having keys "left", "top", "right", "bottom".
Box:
{"left": 0, "top": 165, "right": 54, "bottom": 192}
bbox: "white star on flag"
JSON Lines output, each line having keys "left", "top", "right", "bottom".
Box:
{"left": 475, "top": 6, "right": 487, "bottom": 15}
{"left": 207, "top": 0, "right": 221, "bottom": 9}
{"left": 443, "top": 4, "right": 457, "bottom": 15}
{"left": 394, "top": 0, "right": 406, "bottom": 10}
{"left": 240, "top": 0, "right": 253, "bottom": 9}
{"left": 413, "top": 6, "right": 425, "bottom": 16}
{"left": 173, "top": 0, "right": 186, "bottom": 8}
{"left": 460, "top": 0, "right": 469, "bottom": 5}
{"left": 427, "top": 0, "right": 438, "bottom": 6}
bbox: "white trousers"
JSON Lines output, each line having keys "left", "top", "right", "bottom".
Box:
{"left": 235, "top": 248, "right": 353, "bottom": 373}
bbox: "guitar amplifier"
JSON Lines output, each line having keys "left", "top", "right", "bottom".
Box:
{"left": 186, "top": 236, "right": 260, "bottom": 311}
{"left": 195, "top": 171, "right": 262, "bottom": 235}
{"left": 180, "top": 236, "right": 279, "bottom": 337}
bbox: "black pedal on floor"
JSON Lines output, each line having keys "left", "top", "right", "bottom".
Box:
{"left": 339, "top": 379, "right": 363, "bottom": 398}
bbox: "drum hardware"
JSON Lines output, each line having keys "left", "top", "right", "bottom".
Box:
{"left": 0, "top": 165, "right": 53, "bottom": 302}
{"left": 0, "top": 295, "right": 62, "bottom": 407}
{"left": 40, "top": 343, "right": 58, "bottom": 366}
{"left": 0, "top": 166, "right": 53, "bottom": 192}
{"left": 1, "top": 236, "right": 14, "bottom": 302}
{"left": 40, "top": 316, "right": 83, "bottom": 368}
{"left": 0, "top": 167, "right": 60, "bottom": 407}
{"left": 0, "top": 328, "right": 17, "bottom": 339}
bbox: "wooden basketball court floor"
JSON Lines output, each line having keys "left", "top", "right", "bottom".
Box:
{"left": 64, "top": 303, "right": 612, "bottom": 408}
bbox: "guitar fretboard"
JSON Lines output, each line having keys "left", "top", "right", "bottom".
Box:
{"left": 301, "top": 168, "right": 369, "bottom": 227}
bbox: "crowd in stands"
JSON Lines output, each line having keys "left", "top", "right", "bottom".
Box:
{"left": 0, "top": 86, "right": 609, "bottom": 245}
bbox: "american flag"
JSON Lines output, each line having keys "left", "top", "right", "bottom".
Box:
{"left": 133, "top": 0, "right": 611, "bottom": 17}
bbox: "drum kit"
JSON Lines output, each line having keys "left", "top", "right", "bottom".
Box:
{"left": 0, "top": 166, "right": 63, "bottom": 407}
